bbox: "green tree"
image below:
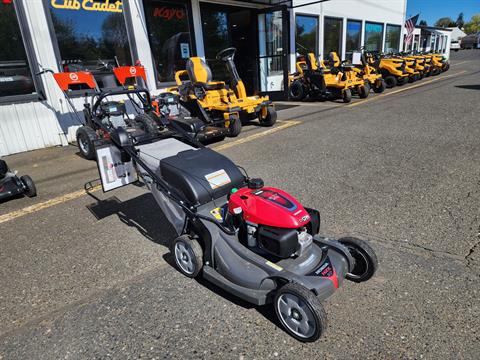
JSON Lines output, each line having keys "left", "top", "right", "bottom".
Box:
{"left": 456, "top": 12, "right": 465, "bottom": 28}
{"left": 464, "top": 14, "right": 480, "bottom": 34}
{"left": 434, "top": 17, "right": 455, "bottom": 28}
{"left": 419, "top": 20, "right": 427, "bottom": 26}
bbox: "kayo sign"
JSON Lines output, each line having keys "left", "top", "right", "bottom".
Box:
{"left": 153, "top": 6, "right": 185, "bottom": 21}
{"left": 51, "top": 0, "right": 123, "bottom": 13}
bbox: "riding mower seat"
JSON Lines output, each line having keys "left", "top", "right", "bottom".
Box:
{"left": 186, "top": 57, "right": 226, "bottom": 91}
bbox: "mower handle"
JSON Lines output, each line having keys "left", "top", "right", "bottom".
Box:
{"left": 91, "top": 87, "right": 152, "bottom": 115}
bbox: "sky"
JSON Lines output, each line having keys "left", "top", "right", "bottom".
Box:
{"left": 406, "top": 0, "right": 480, "bottom": 26}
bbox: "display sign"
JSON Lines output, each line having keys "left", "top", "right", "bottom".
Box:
{"left": 352, "top": 51, "right": 362, "bottom": 65}
{"left": 96, "top": 145, "right": 137, "bottom": 192}
{"left": 180, "top": 43, "right": 190, "bottom": 59}
{"left": 51, "top": 0, "right": 123, "bottom": 13}
{"left": 153, "top": 6, "right": 185, "bottom": 20}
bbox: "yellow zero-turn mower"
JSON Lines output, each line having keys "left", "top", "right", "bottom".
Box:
{"left": 431, "top": 52, "right": 450, "bottom": 73}
{"left": 351, "top": 50, "right": 386, "bottom": 93}
{"left": 396, "top": 53, "right": 421, "bottom": 83}
{"left": 175, "top": 47, "right": 276, "bottom": 137}
{"left": 370, "top": 53, "right": 410, "bottom": 88}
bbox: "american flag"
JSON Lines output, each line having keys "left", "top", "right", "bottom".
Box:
{"left": 405, "top": 14, "right": 419, "bottom": 46}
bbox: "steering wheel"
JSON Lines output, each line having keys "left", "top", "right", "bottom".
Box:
{"left": 216, "top": 47, "right": 237, "bottom": 61}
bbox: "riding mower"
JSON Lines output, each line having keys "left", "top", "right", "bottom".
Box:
{"left": 350, "top": 50, "right": 386, "bottom": 93}
{"left": 397, "top": 54, "right": 421, "bottom": 83}
{"left": 370, "top": 52, "right": 409, "bottom": 88}
{"left": 174, "top": 48, "right": 277, "bottom": 135}
{"left": 89, "top": 100, "right": 378, "bottom": 342}
{"left": 0, "top": 159, "right": 36, "bottom": 202}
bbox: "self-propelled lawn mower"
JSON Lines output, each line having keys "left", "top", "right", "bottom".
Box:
{"left": 91, "top": 113, "right": 378, "bottom": 342}
{"left": 0, "top": 159, "right": 36, "bottom": 202}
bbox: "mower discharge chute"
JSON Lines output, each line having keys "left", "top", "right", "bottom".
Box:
{"left": 174, "top": 47, "right": 277, "bottom": 136}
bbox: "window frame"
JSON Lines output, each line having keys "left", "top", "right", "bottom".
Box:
{"left": 322, "top": 16, "right": 343, "bottom": 59}
{"left": 364, "top": 21, "right": 384, "bottom": 52}
{"left": 42, "top": 0, "right": 136, "bottom": 97}
{"left": 294, "top": 13, "right": 319, "bottom": 56}
{"left": 384, "top": 23, "right": 401, "bottom": 53}
{"left": 0, "top": 1, "right": 46, "bottom": 105}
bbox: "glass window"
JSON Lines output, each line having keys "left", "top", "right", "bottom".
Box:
{"left": 346, "top": 20, "right": 361, "bottom": 59}
{"left": 385, "top": 24, "right": 401, "bottom": 52}
{"left": 323, "top": 17, "right": 342, "bottom": 59}
{"left": 143, "top": 0, "right": 193, "bottom": 85}
{"left": 0, "top": 1, "right": 36, "bottom": 97}
{"left": 49, "top": 0, "right": 131, "bottom": 88}
{"left": 295, "top": 15, "right": 318, "bottom": 55}
{"left": 364, "top": 22, "right": 383, "bottom": 52}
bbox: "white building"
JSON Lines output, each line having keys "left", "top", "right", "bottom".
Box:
{"left": 403, "top": 25, "right": 452, "bottom": 59}
{"left": 0, "top": 0, "right": 407, "bottom": 156}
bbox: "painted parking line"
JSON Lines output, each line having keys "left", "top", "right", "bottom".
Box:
{"left": 0, "top": 120, "right": 301, "bottom": 225}
{"left": 451, "top": 60, "right": 470, "bottom": 67}
{"left": 346, "top": 70, "right": 467, "bottom": 108}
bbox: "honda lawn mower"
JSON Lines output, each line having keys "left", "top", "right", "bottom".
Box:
{"left": 90, "top": 114, "right": 378, "bottom": 342}
{"left": 0, "top": 159, "right": 36, "bottom": 202}
{"left": 174, "top": 48, "right": 276, "bottom": 135}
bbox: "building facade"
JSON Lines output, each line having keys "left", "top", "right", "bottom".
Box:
{"left": 0, "top": 0, "right": 408, "bottom": 156}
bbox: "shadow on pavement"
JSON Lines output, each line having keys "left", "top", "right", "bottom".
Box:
{"left": 455, "top": 84, "right": 480, "bottom": 90}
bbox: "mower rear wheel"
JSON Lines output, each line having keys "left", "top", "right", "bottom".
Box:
{"left": 76, "top": 126, "right": 98, "bottom": 160}
{"left": 134, "top": 114, "right": 160, "bottom": 136}
{"left": 274, "top": 283, "right": 327, "bottom": 342}
{"left": 259, "top": 107, "right": 277, "bottom": 127}
{"left": 338, "top": 237, "right": 378, "bottom": 283}
{"left": 342, "top": 89, "right": 352, "bottom": 103}
{"left": 289, "top": 80, "right": 306, "bottom": 101}
{"left": 384, "top": 75, "right": 397, "bottom": 88}
{"left": 373, "top": 79, "right": 386, "bottom": 93}
{"left": 172, "top": 235, "right": 203, "bottom": 278}
{"left": 408, "top": 75, "right": 416, "bottom": 83}
{"left": 358, "top": 82, "right": 370, "bottom": 99}
{"left": 20, "top": 175, "right": 36, "bottom": 198}
{"left": 227, "top": 115, "right": 242, "bottom": 137}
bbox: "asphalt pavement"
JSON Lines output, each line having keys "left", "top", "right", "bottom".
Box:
{"left": 1, "top": 51, "right": 479, "bottom": 359}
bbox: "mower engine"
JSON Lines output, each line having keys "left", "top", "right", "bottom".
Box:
{"left": 228, "top": 179, "right": 318, "bottom": 258}
{"left": 100, "top": 101, "right": 128, "bottom": 128}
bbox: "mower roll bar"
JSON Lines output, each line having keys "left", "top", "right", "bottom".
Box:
{"left": 91, "top": 87, "right": 152, "bottom": 114}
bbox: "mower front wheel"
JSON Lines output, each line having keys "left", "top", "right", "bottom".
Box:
{"left": 384, "top": 75, "right": 397, "bottom": 88}
{"left": 76, "top": 126, "right": 98, "bottom": 160}
{"left": 373, "top": 79, "right": 386, "bottom": 93}
{"left": 342, "top": 89, "right": 352, "bottom": 103}
{"left": 338, "top": 237, "right": 378, "bottom": 283}
{"left": 274, "top": 282, "right": 327, "bottom": 342}
{"left": 358, "top": 82, "right": 370, "bottom": 99}
{"left": 227, "top": 116, "right": 242, "bottom": 137}
{"left": 259, "top": 106, "right": 277, "bottom": 127}
{"left": 172, "top": 235, "right": 203, "bottom": 278}
{"left": 20, "top": 175, "right": 37, "bottom": 198}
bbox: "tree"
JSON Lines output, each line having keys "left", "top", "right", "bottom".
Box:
{"left": 419, "top": 20, "right": 427, "bottom": 26}
{"left": 434, "top": 17, "right": 456, "bottom": 28}
{"left": 456, "top": 12, "right": 464, "bottom": 28}
{"left": 464, "top": 14, "right": 480, "bottom": 34}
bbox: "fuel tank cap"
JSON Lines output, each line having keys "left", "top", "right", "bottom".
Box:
{"left": 248, "top": 178, "right": 264, "bottom": 189}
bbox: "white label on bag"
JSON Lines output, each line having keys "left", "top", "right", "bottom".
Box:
{"left": 205, "top": 169, "right": 231, "bottom": 189}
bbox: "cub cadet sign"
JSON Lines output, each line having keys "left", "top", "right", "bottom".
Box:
{"left": 51, "top": 0, "right": 123, "bottom": 13}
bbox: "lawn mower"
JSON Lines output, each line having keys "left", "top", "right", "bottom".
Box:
{"left": 369, "top": 52, "right": 409, "bottom": 88}
{"left": 90, "top": 112, "right": 378, "bottom": 342}
{"left": 0, "top": 159, "right": 36, "bottom": 202}
{"left": 395, "top": 53, "right": 421, "bottom": 83}
{"left": 350, "top": 50, "right": 386, "bottom": 93}
{"left": 174, "top": 48, "right": 276, "bottom": 132}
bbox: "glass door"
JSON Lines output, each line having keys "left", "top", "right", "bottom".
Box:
{"left": 257, "top": 6, "right": 288, "bottom": 100}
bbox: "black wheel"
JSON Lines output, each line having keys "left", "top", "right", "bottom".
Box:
{"left": 134, "top": 113, "right": 160, "bottom": 135}
{"left": 0, "top": 159, "right": 7, "bottom": 178}
{"left": 20, "top": 175, "right": 36, "bottom": 197}
{"left": 227, "top": 115, "right": 242, "bottom": 137}
{"left": 289, "top": 80, "right": 306, "bottom": 101}
{"left": 342, "top": 88, "right": 352, "bottom": 103}
{"left": 418, "top": 72, "right": 425, "bottom": 80}
{"left": 408, "top": 75, "right": 416, "bottom": 83}
{"left": 338, "top": 237, "right": 378, "bottom": 283}
{"left": 172, "top": 235, "right": 203, "bottom": 278}
{"left": 76, "top": 126, "right": 98, "bottom": 160}
{"left": 443, "top": 63, "right": 450, "bottom": 72}
{"left": 373, "top": 79, "right": 386, "bottom": 93}
{"left": 259, "top": 106, "right": 277, "bottom": 127}
{"left": 384, "top": 75, "right": 397, "bottom": 88}
{"left": 274, "top": 283, "right": 327, "bottom": 342}
{"left": 358, "top": 82, "right": 370, "bottom": 99}
{"left": 424, "top": 70, "right": 431, "bottom": 77}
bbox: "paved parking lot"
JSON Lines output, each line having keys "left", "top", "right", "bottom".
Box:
{"left": 1, "top": 51, "right": 479, "bottom": 359}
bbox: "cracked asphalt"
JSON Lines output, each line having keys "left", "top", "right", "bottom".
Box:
{"left": 1, "top": 51, "right": 479, "bottom": 359}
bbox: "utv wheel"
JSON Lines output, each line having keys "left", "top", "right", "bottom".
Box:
{"left": 76, "top": 126, "right": 98, "bottom": 160}
{"left": 227, "top": 115, "right": 242, "bottom": 137}
{"left": 338, "top": 237, "right": 378, "bottom": 283}
{"left": 342, "top": 89, "right": 352, "bottom": 103}
{"left": 134, "top": 114, "right": 160, "bottom": 136}
{"left": 274, "top": 283, "right": 327, "bottom": 342}
{"left": 358, "top": 82, "right": 370, "bottom": 99}
{"left": 289, "top": 80, "right": 306, "bottom": 101}
{"left": 373, "top": 79, "right": 386, "bottom": 93}
{"left": 259, "top": 106, "right": 277, "bottom": 127}
{"left": 172, "top": 235, "right": 203, "bottom": 278}
{"left": 384, "top": 75, "right": 397, "bottom": 88}
{"left": 20, "top": 175, "right": 36, "bottom": 197}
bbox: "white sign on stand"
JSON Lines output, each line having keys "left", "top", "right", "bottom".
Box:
{"left": 180, "top": 43, "right": 190, "bottom": 59}
{"left": 96, "top": 145, "right": 137, "bottom": 192}
{"left": 352, "top": 51, "right": 363, "bottom": 65}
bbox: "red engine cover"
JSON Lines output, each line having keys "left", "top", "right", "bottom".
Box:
{"left": 228, "top": 186, "right": 311, "bottom": 228}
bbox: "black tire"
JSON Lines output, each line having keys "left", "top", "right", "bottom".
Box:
{"left": 358, "top": 82, "right": 370, "bottom": 99}
{"left": 424, "top": 70, "right": 431, "bottom": 77}
{"left": 20, "top": 175, "right": 37, "bottom": 197}
{"left": 134, "top": 113, "right": 160, "bottom": 136}
{"left": 76, "top": 126, "right": 98, "bottom": 160}
{"left": 418, "top": 72, "right": 425, "bottom": 80}
{"left": 259, "top": 106, "right": 277, "bottom": 127}
{"left": 274, "top": 283, "right": 327, "bottom": 342}
{"left": 342, "top": 88, "right": 352, "bottom": 103}
{"left": 373, "top": 79, "right": 386, "bottom": 93}
{"left": 171, "top": 235, "right": 203, "bottom": 278}
{"left": 384, "top": 75, "right": 397, "bottom": 88}
{"left": 397, "top": 77, "right": 408, "bottom": 86}
{"left": 408, "top": 75, "right": 416, "bottom": 83}
{"left": 227, "top": 115, "right": 242, "bottom": 137}
{"left": 338, "top": 237, "right": 378, "bottom": 283}
{"left": 443, "top": 63, "right": 450, "bottom": 72}
{"left": 289, "top": 80, "right": 306, "bottom": 101}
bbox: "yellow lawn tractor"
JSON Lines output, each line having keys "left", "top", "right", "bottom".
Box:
{"left": 398, "top": 54, "right": 421, "bottom": 83}
{"left": 351, "top": 50, "right": 386, "bottom": 93}
{"left": 175, "top": 47, "right": 276, "bottom": 137}
{"left": 369, "top": 53, "right": 409, "bottom": 88}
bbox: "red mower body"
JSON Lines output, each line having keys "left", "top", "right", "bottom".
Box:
{"left": 228, "top": 186, "right": 311, "bottom": 228}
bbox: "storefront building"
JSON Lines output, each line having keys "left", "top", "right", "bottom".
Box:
{"left": 0, "top": 0, "right": 407, "bottom": 156}
{"left": 403, "top": 26, "right": 452, "bottom": 58}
